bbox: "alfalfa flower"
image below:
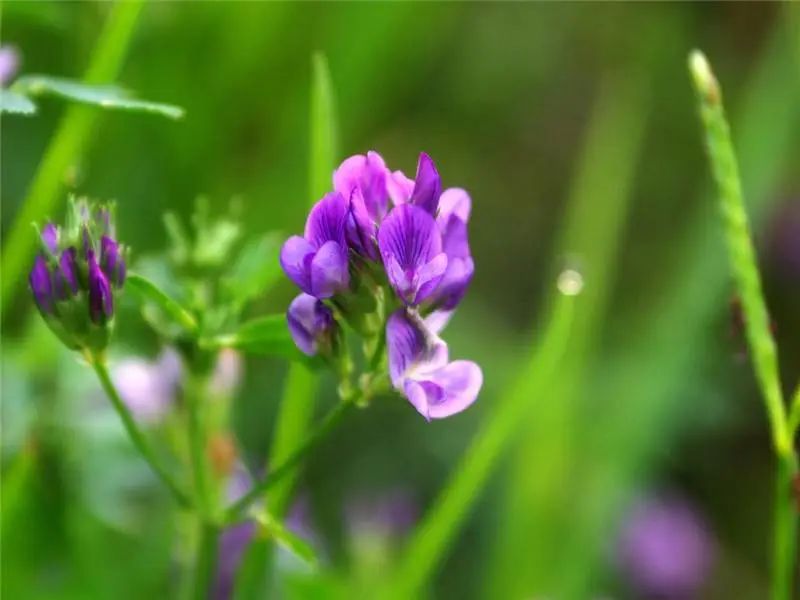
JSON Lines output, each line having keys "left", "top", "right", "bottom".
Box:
{"left": 28, "top": 197, "right": 127, "bottom": 353}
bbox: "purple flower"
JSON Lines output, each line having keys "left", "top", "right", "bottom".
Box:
{"left": 210, "top": 349, "right": 243, "bottom": 397}
{"left": 617, "top": 494, "right": 715, "bottom": 599}
{"left": 386, "top": 309, "right": 482, "bottom": 420}
{"left": 280, "top": 192, "right": 350, "bottom": 298}
{"left": 428, "top": 188, "right": 474, "bottom": 314}
{"left": 407, "top": 153, "right": 442, "bottom": 215}
{"left": 54, "top": 248, "right": 79, "bottom": 300}
{"left": 0, "top": 45, "right": 19, "bottom": 87}
{"left": 287, "top": 293, "right": 336, "bottom": 356}
{"left": 29, "top": 255, "right": 54, "bottom": 314}
{"left": 215, "top": 464, "right": 257, "bottom": 600}
{"left": 88, "top": 250, "right": 113, "bottom": 324}
{"left": 100, "top": 235, "right": 126, "bottom": 287}
{"left": 41, "top": 223, "right": 59, "bottom": 253}
{"left": 378, "top": 204, "right": 448, "bottom": 306}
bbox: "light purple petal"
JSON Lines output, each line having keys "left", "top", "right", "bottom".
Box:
{"left": 423, "top": 309, "right": 454, "bottom": 335}
{"left": 304, "top": 191, "right": 349, "bottom": 248}
{"left": 41, "top": 223, "right": 58, "bottom": 253}
{"left": 430, "top": 255, "right": 474, "bottom": 311}
{"left": 437, "top": 188, "right": 471, "bottom": 225}
{"left": 386, "top": 309, "right": 447, "bottom": 388}
{"left": 404, "top": 360, "right": 482, "bottom": 420}
{"left": 408, "top": 153, "right": 441, "bottom": 215}
{"left": 279, "top": 235, "right": 315, "bottom": 294}
{"left": 387, "top": 170, "right": 415, "bottom": 205}
{"left": 378, "top": 204, "right": 445, "bottom": 305}
{"left": 310, "top": 240, "right": 350, "bottom": 298}
{"left": 333, "top": 151, "right": 390, "bottom": 223}
{"left": 346, "top": 187, "right": 380, "bottom": 260}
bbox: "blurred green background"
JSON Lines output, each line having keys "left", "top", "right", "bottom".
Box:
{"left": 2, "top": 2, "right": 799, "bottom": 599}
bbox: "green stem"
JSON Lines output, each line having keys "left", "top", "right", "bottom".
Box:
{"left": 224, "top": 400, "right": 350, "bottom": 524}
{"left": 90, "top": 356, "right": 191, "bottom": 508}
{"left": 190, "top": 521, "right": 220, "bottom": 600}
{"left": 187, "top": 373, "right": 212, "bottom": 518}
{"left": 1, "top": 0, "right": 145, "bottom": 313}
{"left": 772, "top": 452, "right": 799, "bottom": 600}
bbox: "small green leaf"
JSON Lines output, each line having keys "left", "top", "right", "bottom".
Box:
{"left": 0, "top": 89, "right": 37, "bottom": 115}
{"left": 125, "top": 273, "right": 198, "bottom": 334}
{"left": 12, "top": 75, "right": 184, "bottom": 119}
{"left": 212, "top": 314, "right": 298, "bottom": 359}
{"left": 253, "top": 510, "right": 318, "bottom": 566}
{"left": 221, "top": 232, "right": 283, "bottom": 309}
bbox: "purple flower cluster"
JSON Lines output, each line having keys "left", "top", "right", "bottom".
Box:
{"left": 281, "top": 152, "right": 481, "bottom": 420}
{"left": 28, "top": 198, "right": 127, "bottom": 351}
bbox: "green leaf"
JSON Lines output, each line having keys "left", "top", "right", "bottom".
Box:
{"left": 0, "top": 89, "right": 37, "bottom": 115}
{"left": 212, "top": 315, "right": 298, "bottom": 359}
{"left": 125, "top": 273, "right": 198, "bottom": 335}
{"left": 309, "top": 53, "right": 337, "bottom": 203}
{"left": 253, "top": 510, "right": 318, "bottom": 566}
{"left": 221, "top": 232, "right": 283, "bottom": 309}
{"left": 12, "top": 75, "right": 184, "bottom": 119}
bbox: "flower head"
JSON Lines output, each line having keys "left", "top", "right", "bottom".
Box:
{"left": 280, "top": 192, "right": 350, "bottom": 298}
{"left": 386, "top": 309, "right": 482, "bottom": 420}
{"left": 28, "top": 197, "right": 127, "bottom": 352}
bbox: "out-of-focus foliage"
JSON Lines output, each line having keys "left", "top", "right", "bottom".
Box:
{"left": 2, "top": 3, "right": 799, "bottom": 599}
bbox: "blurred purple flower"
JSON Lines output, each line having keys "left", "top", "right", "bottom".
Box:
{"left": 286, "top": 293, "right": 336, "bottom": 356}
{"left": 345, "top": 489, "right": 418, "bottom": 540}
{"left": 112, "top": 349, "right": 181, "bottom": 423}
{"left": 280, "top": 192, "right": 351, "bottom": 299}
{"left": 0, "top": 45, "right": 20, "bottom": 87}
{"left": 617, "top": 494, "right": 715, "bottom": 599}
{"left": 386, "top": 309, "right": 482, "bottom": 420}
{"left": 214, "top": 464, "right": 257, "bottom": 600}
{"left": 210, "top": 348, "right": 243, "bottom": 397}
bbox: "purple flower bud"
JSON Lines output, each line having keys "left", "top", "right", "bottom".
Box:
{"left": 29, "top": 256, "right": 54, "bottom": 314}
{"left": 378, "top": 204, "right": 447, "bottom": 306}
{"left": 88, "top": 250, "right": 113, "bottom": 323}
{"left": 287, "top": 293, "right": 335, "bottom": 356}
{"left": 407, "top": 153, "right": 441, "bottom": 215}
{"left": 386, "top": 309, "right": 481, "bottom": 420}
{"left": 280, "top": 192, "right": 350, "bottom": 298}
{"left": 41, "top": 223, "right": 59, "bottom": 253}
{"left": 100, "top": 235, "right": 126, "bottom": 287}
{"left": 54, "top": 247, "right": 79, "bottom": 300}
{"left": 0, "top": 46, "right": 20, "bottom": 88}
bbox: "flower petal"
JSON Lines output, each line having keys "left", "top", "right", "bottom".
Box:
{"left": 280, "top": 235, "right": 315, "bottom": 294}
{"left": 304, "top": 192, "right": 349, "bottom": 248}
{"left": 29, "top": 255, "right": 54, "bottom": 314}
{"left": 430, "top": 255, "right": 474, "bottom": 311}
{"left": 310, "top": 240, "right": 350, "bottom": 298}
{"left": 408, "top": 153, "right": 441, "bottom": 215}
{"left": 406, "top": 360, "right": 482, "bottom": 420}
{"left": 437, "top": 188, "right": 471, "bottom": 225}
{"left": 41, "top": 223, "right": 58, "bottom": 253}
{"left": 386, "top": 309, "right": 448, "bottom": 388}
{"left": 387, "top": 170, "right": 415, "bottom": 205}
{"left": 333, "top": 151, "right": 390, "bottom": 223}
{"left": 414, "top": 252, "right": 448, "bottom": 305}
{"left": 287, "top": 293, "right": 334, "bottom": 356}
{"left": 88, "top": 250, "right": 113, "bottom": 323}
{"left": 378, "top": 204, "right": 444, "bottom": 305}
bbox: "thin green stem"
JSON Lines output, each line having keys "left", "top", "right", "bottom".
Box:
{"left": 224, "top": 400, "right": 351, "bottom": 524}
{"left": 1, "top": 0, "right": 145, "bottom": 313}
{"left": 689, "top": 50, "right": 798, "bottom": 600}
{"left": 187, "top": 372, "right": 213, "bottom": 519}
{"left": 90, "top": 356, "right": 191, "bottom": 508}
{"left": 788, "top": 384, "right": 800, "bottom": 437}
{"left": 190, "top": 521, "right": 219, "bottom": 600}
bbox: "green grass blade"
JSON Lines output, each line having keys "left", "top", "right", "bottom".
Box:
{"left": 487, "top": 73, "right": 649, "bottom": 598}
{"left": 689, "top": 51, "right": 788, "bottom": 455}
{"left": 387, "top": 284, "right": 580, "bottom": 598}
{"left": 125, "top": 273, "right": 198, "bottom": 335}
{"left": 1, "top": 0, "right": 145, "bottom": 314}
{"left": 309, "top": 52, "right": 337, "bottom": 203}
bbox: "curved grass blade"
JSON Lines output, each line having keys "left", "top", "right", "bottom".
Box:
{"left": 125, "top": 273, "right": 198, "bottom": 335}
